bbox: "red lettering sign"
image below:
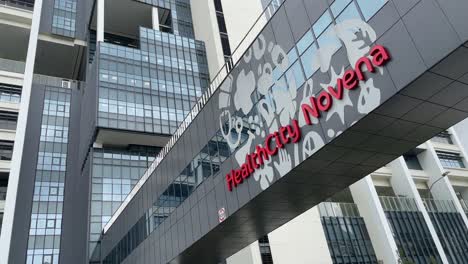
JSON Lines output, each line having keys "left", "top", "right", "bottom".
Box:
{"left": 226, "top": 45, "right": 391, "bottom": 191}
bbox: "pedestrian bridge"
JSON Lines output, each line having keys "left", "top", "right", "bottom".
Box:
{"left": 97, "top": 0, "right": 468, "bottom": 263}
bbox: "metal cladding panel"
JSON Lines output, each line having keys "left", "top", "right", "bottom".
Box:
{"left": 60, "top": 87, "right": 88, "bottom": 264}
{"left": 40, "top": 0, "right": 92, "bottom": 40}
{"left": 79, "top": 60, "right": 98, "bottom": 166}
{"left": 100, "top": 0, "right": 468, "bottom": 263}
{"left": 8, "top": 84, "right": 45, "bottom": 264}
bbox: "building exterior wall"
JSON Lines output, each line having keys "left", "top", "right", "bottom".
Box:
{"left": 190, "top": 0, "right": 225, "bottom": 78}
{"left": 0, "top": 1, "right": 42, "bottom": 261}
{"left": 96, "top": 0, "right": 468, "bottom": 263}
{"left": 268, "top": 207, "right": 332, "bottom": 264}
{"left": 7, "top": 77, "right": 83, "bottom": 264}
{"left": 226, "top": 242, "right": 263, "bottom": 264}
{"left": 1, "top": 0, "right": 468, "bottom": 264}
{"left": 220, "top": 0, "right": 265, "bottom": 54}
{"left": 95, "top": 28, "right": 209, "bottom": 136}
{"left": 454, "top": 119, "right": 468, "bottom": 151}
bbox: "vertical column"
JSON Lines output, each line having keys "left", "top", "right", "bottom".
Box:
{"left": 419, "top": 140, "right": 468, "bottom": 228}
{"left": 0, "top": 0, "right": 43, "bottom": 263}
{"left": 389, "top": 157, "right": 450, "bottom": 263}
{"left": 449, "top": 127, "right": 468, "bottom": 171}
{"left": 268, "top": 207, "right": 333, "bottom": 264}
{"left": 226, "top": 241, "right": 262, "bottom": 264}
{"left": 463, "top": 189, "right": 468, "bottom": 200}
{"left": 453, "top": 119, "right": 468, "bottom": 151}
{"left": 97, "top": 0, "right": 105, "bottom": 42}
{"left": 152, "top": 7, "right": 160, "bottom": 30}
{"left": 350, "top": 176, "right": 400, "bottom": 264}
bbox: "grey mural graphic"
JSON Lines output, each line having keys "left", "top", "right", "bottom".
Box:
{"left": 219, "top": 18, "right": 389, "bottom": 190}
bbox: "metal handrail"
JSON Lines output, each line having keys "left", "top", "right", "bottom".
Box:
{"left": 0, "top": 0, "right": 34, "bottom": 10}
{"left": 0, "top": 58, "right": 25, "bottom": 74}
{"left": 379, "top": 196, "right": 419, "bottom": 212}
{"left": 0, "top": 187, "right": 6, "bottom": 200}
{"left": 422, "top": 198, "right": 458, "bottom": 213}
{"left": 104, "top": 0, "right": 286, "bottom": 233}
{"left": 461, "top": 200, "right": 468, "bottom": 213}
{"left": 318, "top": 202, "right": 361, "bottom": 218}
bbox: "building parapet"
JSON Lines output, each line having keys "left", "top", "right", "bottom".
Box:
{"left": 423, "top": 199, "right": 459, "bottom": 213}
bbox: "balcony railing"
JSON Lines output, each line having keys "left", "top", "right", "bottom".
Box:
{"left": 0, "top": 0, "right": 33, "bottom": 10}
{"left": 0, "top": 58, "right": 25, "bottom": 74}
{"left": 423, "top": 199, "right": 458, "bottom": 213}
{"left": 379, "top": 196, "right": 419, "bottom": 212}
{"left": 318, "top": 202, "right": 361, "bottom": 218}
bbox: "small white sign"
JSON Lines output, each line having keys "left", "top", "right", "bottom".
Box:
{"left": 218, "top": 207, "right": 227, "bottom": 223}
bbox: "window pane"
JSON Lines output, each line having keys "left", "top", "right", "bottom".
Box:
{"left": 336, "top": 1, "right": 361, "bottom": 22}
{"left": 331, "top": 0, "right": 352, "bottom": 17}
{"left": 313, "top": 11, "right": 332, "bottom": 37}
{"left": 300, "top": 44, "right": 319, "bottom": 78}
{"left": 297, "top": 30, "right": 314, "bottom": 54}
{"left": 356, "top": 0, "right": 388, "bottom": 21}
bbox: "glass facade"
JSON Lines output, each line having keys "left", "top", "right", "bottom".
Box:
{"left": 430, "top": 212, "right": 468, "bottom": 263}
{"left": 322, "top": 217, "right": 377, "bottom": 264}
{"left": 0, "top": 212, "right": 3, "bottom": 235}
{"left": 97, "top": 28, "right": 209, "bottom": 135}
{"left": 0, "top": 111, "right": 18, "bottom": 130}
{"left": 432, "top": 131, "right": 453, "bottom": 145}
{"left": 26, "top": 87, "right": 72, "bottom": 264}
{"left": 213, "top": 0, "right": 231, "bottom": 62}
{"left": 136, "top": 0, "right": 195, "bottom": 38}
{"left": 89, "top": 147, "right": 159, "bottom": 260}
{"left": 436, "top": 151, "right": 465, "bottom": 169}
{"left": 380, "top": 197, "right": 441, "bottom": 264}
{"left": 404, "top": 154, "right": 423, "bottom": 170}
{"left": 424, "top": 199, "right": 468, "bottom": 263}
{"left": 101, "top": 1, "right": 394, "bottom": 262}
{"left": 319, "top": 203, "right": 378, "bottom": 264}
{"left": 258, "top": 236, "right": 274, "bottom": 264}
{"left": 0, "top": 140, "right": 14, "bottom": 161}
{"left": 52, "top": 0, "right": 77, "bottom": 38}
{"left": 0, "top": 83, "right": 21, "bottom": 104}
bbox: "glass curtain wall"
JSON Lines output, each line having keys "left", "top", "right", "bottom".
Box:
{"left": 319, "top": 203, "right": 378, "bottom": 264}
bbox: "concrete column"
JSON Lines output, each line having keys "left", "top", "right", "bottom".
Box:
{"left": 268, "top": 207, "right": 333, "bottom": 264}
{"left": 463, "top": 189, "right": 468, "bottom": 201}
{"left": 449, "top": 127, "right": 468, "bottom": 173}
{"left": 419, "top": 140, "right": 468, "bottom": 229}
{"left": 0, "top": 0, "right": 43, "bottom": 263}
{"left": 219, "top": 0, "right": 266, "bottom": 62}
{"left": 97, "top": 0, "right": 105, "bottom": 42}
{"left": 389, "top": 157, "right": 449, "bottom": 264}
{"left": 152, "top": 7, "right": 160, "bottom": 30}
{"left": 350, "top": 176, "right": 399, "bottom": 264}
{"left": 226, "top": 241, "right": 262, "bottom": 264}
{"left": 190, "top": 0, "right": 225, "bottom": 78}
{"left": 453, "top": 119, "right": 468, "bottom": 151}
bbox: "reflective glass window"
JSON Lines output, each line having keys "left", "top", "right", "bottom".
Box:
{"left": 356, "top": 0, "right": 388, "bottom": 21}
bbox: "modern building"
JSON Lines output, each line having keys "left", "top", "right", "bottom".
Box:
{"left": 0, "top": 0, "right": 467, "bottom": 263}
{"left": 224, "top": 121, "right": 468, "bottom": 264}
